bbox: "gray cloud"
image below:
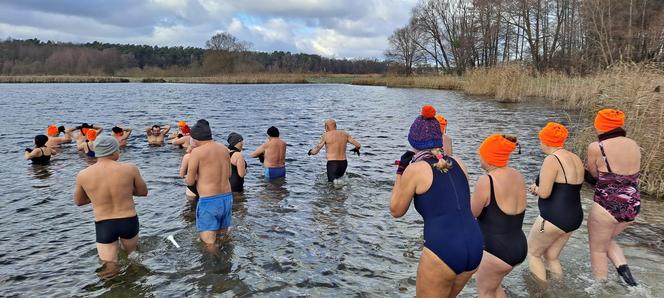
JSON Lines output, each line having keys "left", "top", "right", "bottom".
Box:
{"left": 0, "top": 0, "right": 417, "bottom": 58}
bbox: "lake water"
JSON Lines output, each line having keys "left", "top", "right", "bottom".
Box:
{"left": 0, "top": 83, "right": 662, "bottom": 297}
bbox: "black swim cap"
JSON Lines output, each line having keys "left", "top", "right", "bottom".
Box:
{"left": 35, "top": 135, "right": 48, "bottom": 147}
{"left": 267, "top": 126, "right": 279, "bottom": 137}
{"left": 152, "top": 125, "right": 160, "bottom": 129}
{"left": 112, "top": 126, "right": 122, "bottom": 134}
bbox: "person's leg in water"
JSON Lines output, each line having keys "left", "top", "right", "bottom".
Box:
{"left": 476, "top": 251, "right": 512, "bottom": 298}
{"left": 588, "top": 202, "right": 618, "bottom": 280}
{"left": 544, "top": 232, "right": 573, "bottom": 279}
{"left": 416, "top": 248, "right": 459, "bottom": 297}
{"left": 527, "top": 216, "right": 565, "bottom": 283}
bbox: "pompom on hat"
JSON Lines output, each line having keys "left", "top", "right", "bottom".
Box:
{"left": 408, "top": 105, "right": 443, "bottom": 150}
{"left": 538, "top": 122, "right": 568, "bottom": 147}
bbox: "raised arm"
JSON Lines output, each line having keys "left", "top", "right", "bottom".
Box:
{"left": 308, "top": 134, "right": 326, "bottom": 155}
{"left": 123, "top": 128, "right": 133, "bottom": 140}
{"left": 160, "top": 125, "right": 171, "bottom": 136}
{"left": 24, "top": 148, "right": 38, "bottom": 160}
{"left": 74, "top": 174, "right": 91, "bottom": 206}
{"left": 132, "top": 165, "right": 148, "bottom": 196}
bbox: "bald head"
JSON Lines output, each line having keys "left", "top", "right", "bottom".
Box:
{"left": 325, "top": 119, "right": 337, "bottom": 131}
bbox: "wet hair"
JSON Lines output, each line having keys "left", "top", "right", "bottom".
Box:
{"left": 152, "top": 125, "right": 160, "bottom": 129}
{"left": 112, "top": 126, "right": 122, "bottom": 134}
{"left": 76, "top": 123, "right": 91, "bottom": 133}
{"left": 35, "top": 135, "right": 48, "bottom": 148}
{"left": 267, "top": 126, "right": 279, "bottom": 137}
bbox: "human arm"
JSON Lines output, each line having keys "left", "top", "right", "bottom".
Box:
{"left": 308, "top": 134, "right": 326, "bottom": 155}
{"left": 24, "top": 147, "right": 37, "bottom": 160}
{"left": 179, "top": 154, "right": 190, "bottom": 178}
{"left": 532, "top": 156, "right": 558, "bottom": 198}
{"left": 586, "top": 142, "right": 600, "bottom": 179}
{"left": 443, "top": 135, "right": 453, "bottom": 156}
{"left": 123, "top": 128, "right": 133, "bottom": 140}
{"left": 185, "top": 154, "right": 199, "bottom": 186}
{"left": 347, "top": 133, "right": 361, "bottom": 149}
{"left": 73, "top": 174, "right": 91, "bottom": 206}
{"left": 236, "top": 154, "right": 247, "bottom": 177}
{"left": 389, "top": 164, "right": 419, "bottom": 218}
{"left": 470, "top": 175, "right": 490, "bottom": 217}
{"left": 160, "top": 125, "right": 171, "bottom": 136}
{"left": 171, "top": 136, "right": 187, "bottom": 145}
{"left": 132, "top": 165, "right": 148, "bottom": 196}
{"left": 250, "top": 142, "right": 267, "bottom": 158}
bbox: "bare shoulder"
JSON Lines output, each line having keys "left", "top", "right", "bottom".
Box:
{"left": 587, "top": 141, "right": 600, "bottom": 152}
{"left": 508, "top": 167, "right": 525, "bottom": 182}
{"left": 404, "top": 160, "right": 430, "bottom": 177}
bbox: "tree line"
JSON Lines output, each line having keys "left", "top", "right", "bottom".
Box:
{"left": 386, "top": 0, "right": 664, "bottom": 74}
{"left": 0, "top": 35, "right": 387, "bottom": 76}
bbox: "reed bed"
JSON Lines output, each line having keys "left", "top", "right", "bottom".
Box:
{"left": 353, "top": 65, "right": 664, "bottom": 197}
{"left": 0, "top": 76, "right": 129, "bottom": 83}
{"left": 163, "top": 73, "right": 308, "bottom": 84}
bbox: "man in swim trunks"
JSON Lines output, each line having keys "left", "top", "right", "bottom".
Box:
{"left": 74, "top": 136, "right": 148, "bottom": 264}
{"left": 45, "top": 125, "right": 75, "bottom": 148}
{"left": 185, "top": 119, "right": 233, "bottom": 246}
{"left": 112, "top": 126, "right": 133, "bottom": 147}
{"left": 308, "top": 119, "right": 361, "bottom": 182}
{"left": 146, "top": 125, "right": 170, "bottom": 146}
{"left": 251, "top": 126, "right": 287, "bottom": 180}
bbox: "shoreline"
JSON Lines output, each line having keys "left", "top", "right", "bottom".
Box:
{"left": 0, "top": 74, "right": 370, "bottom": 84}
{"left": 2, "top": 66, "right": 662, "bottom": 198}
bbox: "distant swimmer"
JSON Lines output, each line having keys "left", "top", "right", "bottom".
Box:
{"left": 227, "top": 132, "right": 247, "bottom": 192}
{"left": 185, "top": 119, "right": 233, "bottom": 246}
{"left": 435, "top": 115, "right": 453, "bottom": 156}
{"left": 251, "top": 126, "right": 287, "bottom": 180}
{"left": 111, "top": 126, "right": 133, "bottom": 147}
{"left": 74, "top": 136, "right": 148, "bottom": 264}
{"left": 146, "top": 125, "right": 171, "bottom": 146}
{"left": 307, "top": 119, "right": 361, "bottom": 182}
{"left": 74, "top": 123, "right": 103, "bottom": 142}
{"left": 77, "top": 129, "right": 99, "bottom": 158}
{"left": 25, "top": 135, "right": 56, "bottom": 165}
{"left": 45, "top": 125, "right": 75, "bottom": 148}
{"left": 170, "top": 121, "right": 191, "bottom": 149}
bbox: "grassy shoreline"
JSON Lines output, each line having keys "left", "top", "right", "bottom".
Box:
{"left": 353, "top": 65, "right": 664, "bottom": 198}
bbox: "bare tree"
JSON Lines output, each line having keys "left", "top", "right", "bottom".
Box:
{"left": 205, "top": 32, "right": 252, "bottom": 52}
{"left": 385, "top": 24, "right": 426, "bottom": 74}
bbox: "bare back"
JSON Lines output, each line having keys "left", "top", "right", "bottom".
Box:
{"left": 488, "top": 167, "right": 527, "bottom": 215}
{"left": 323, "top": 130, "right": 352, "bottom": 161}
{"left": 552, "top": 150, "right": 584, "bottom": 184}
{"left": 264, "top": 138, "right": 287, "bottom": 168}
{"left": 590, "top": 137, "right": 641, "bottom": 175}
{"left": 187, "top": 142, "right": 231, "bottom": 197}
{"left": 76, "top": 161, "right": 144, "bottom": 221}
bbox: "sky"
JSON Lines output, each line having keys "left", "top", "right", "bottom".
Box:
{"left": 0, "top": 0, "right": 417, "bottom": 59}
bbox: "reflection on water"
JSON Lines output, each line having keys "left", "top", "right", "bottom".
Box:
{"left": 0, "top": 83, "right": 662, "bottom": 296}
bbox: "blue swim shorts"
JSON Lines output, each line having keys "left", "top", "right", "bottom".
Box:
{"left": 264, "top": 166, "right": 286, "bottom": 179}
{"left": 196, "top": 192, "right": 233, "bottom": 231}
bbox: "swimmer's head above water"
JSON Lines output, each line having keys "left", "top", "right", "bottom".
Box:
{"left": 267, "top": 126, "right": 279, "bottom": 138}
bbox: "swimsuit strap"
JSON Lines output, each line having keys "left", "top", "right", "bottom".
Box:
{"left": 598, "top": 142, "right": 613, "bottom": 173}
{"left": 488, "top": 175, "right": 496, "bottom": 205}
{"left": 552, "top": 154, "right": 568, "bottom": 183}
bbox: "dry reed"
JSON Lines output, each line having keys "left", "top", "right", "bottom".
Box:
{"left": 163, "top": 73, "right": 308, "bottom": 84}
{"left": 352, "top": 64, "right": 664, "bottom": 197}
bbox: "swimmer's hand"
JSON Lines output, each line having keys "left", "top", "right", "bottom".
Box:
{"left": 528, "top": 183, "right": 539, "bottom": 196}
{"left": 396, "top": 151, "right": 415, "bottom": 175}
{"left": 350, "top": 147, "right": 360, "bottom": 156}
{"left": 307, "top": 149, "right": 313, "bottom": 156}
{"left": 257, "top": 153, "right": 265, "bottom": 164}
{"left": 25, "top": 148, "right": 32, "bottom": 153}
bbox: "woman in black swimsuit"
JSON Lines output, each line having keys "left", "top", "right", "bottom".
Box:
{"left": 227, "top": 132, "right": 246, "bottom": 192}
{"left": 527, "top": 122, "right": 584, "bottom": 283}
{"left": 24, "top": 135, "right": 55, "bottom": 165}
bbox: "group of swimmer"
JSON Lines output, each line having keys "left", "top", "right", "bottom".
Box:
{"left": 390, "top": 106, "right": 641, "bottom": 296}
{"left": 25, "top": 118, "right": 361, "bottom": 258}
{"left": 25, "top": 105, "right": 641, "bottom": 296}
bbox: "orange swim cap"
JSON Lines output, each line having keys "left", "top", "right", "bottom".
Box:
{"left": 47, "top": 125, "right": 58, "bottom": 136}
{"left": 86, "top": 129, "right": 97, "bottom": 141}
{"left": 435, "top": 115, "right": 447, "bottom": 134}
{"left": 538, "top": 122, "right": 568, "bottom": 147}
{"left": 594, "top": 108, "right": 625, "bottom": 132}
{"left": 81, "top": 127, "right": 89, "bottom": 135}
{"left": 478, "top": 134, "right": 517, "bottom": 167}
{"left": 178, "top": 120, "right": 186, "bottom": 127}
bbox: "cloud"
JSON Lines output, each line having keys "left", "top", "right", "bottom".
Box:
{"left": 0, "top": 0, "right": 418, "bottom": 58}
